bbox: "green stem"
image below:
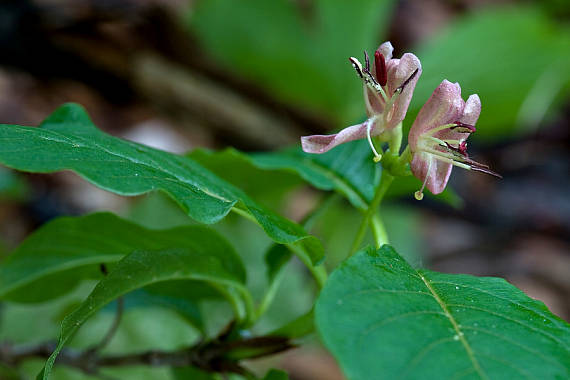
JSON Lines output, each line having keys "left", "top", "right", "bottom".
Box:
{"left": 399, "top": 145, "right": 411, "bottom": 165}
{"left": 388, "top": 123, "right": 403, "bottom": 155}
{"left": 237, "top": 286, "right": 257, "bottom": 327}
{"left": 350, "top": 171, "right": 394, "bottom": 255}
{"left": 255, "top": 269, "right": 286, "bottom": 320}
{"left": 371, "top": 214, "right": 389, "bottom": 248}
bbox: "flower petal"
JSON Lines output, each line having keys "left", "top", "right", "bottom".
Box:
{"left": 460, "top": 94, "right": 481, "bottom": 125}
{"left": 377, "top": 41, "right": 393, "bottom": 61}
{"left": 301, "top": 119, "right": 383, "bottom": 154}
{"left": 408, "top": 80, "right": 463, "bottom": 151}
{"left": 385, "top": 53, "right": 422, "bottom": 130}
{"left": 411, "top": 153, "right": 452, "bottom": 195}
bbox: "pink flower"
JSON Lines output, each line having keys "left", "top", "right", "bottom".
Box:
{"left": 301, "top": 42, "right": 421, "bottom": 159}
{"left": 408, "top": 80, "right": 501, "bottom": 200}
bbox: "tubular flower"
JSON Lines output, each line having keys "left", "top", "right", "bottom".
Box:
{"left": 408, "top": 80, "right": 501, "bottom": 200}
{"left": 301, "top": 42, "right": 421, "bottom": 160}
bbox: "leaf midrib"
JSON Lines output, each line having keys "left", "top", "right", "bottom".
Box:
{"left": 5, "top": 125, "right": 233, "bottom": 204}
{"left": 418, "top": 273, "right": 488, "bottom": 380}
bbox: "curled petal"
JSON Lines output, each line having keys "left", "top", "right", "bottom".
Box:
{"left": 460, "top": 94, "right": 481, "bottom": 125}
{"left": 408, "top": 80, "right": 463, "bottom": 151}
{"left": 301, "top": 119, "right": 383, "bottom": 154}
{"left": 411, "top": 153, "right": 452, "bottom": 195}
{"left": 377, "top": 41, "right": 393, "bottom": 61}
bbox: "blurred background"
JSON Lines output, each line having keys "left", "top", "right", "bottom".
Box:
{"left": 0, "top": 0, "right": 569, "bottom": 379}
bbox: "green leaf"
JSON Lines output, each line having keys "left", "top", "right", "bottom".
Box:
{"left": 410, "top": 6, "right": 570, "bottom": 139}
{"left": 0, "top": 103, "right": 323, "bottom": 266}
{"left": 316, "top": 246, "right": 570, "bottom": 380}
{"left": 252, "top": 140, "right": 380, "bottom": 211}
{"left": 269, "top": 309, "right": 314, "bottom": 339}
{"left": 265, "top": 245, "right": 293, "bottom": 284}
{"left": 0, "top": 212, "right": 244, "bottom": 300}
{"left": 39, "top": 243, "right": 252, "bottom": 380}
{"left": 251, "top": 141, "right": 459, "bottom": 208}
{"left": 189, "top": 148, "right": 302, "bottom": 209}
{"left": 262, "top": 369, "right": 289, "bottom": 380}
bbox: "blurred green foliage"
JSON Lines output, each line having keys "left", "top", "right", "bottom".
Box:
{"left": 188, "top": 2, "right": 570, "bottom": 138}
{"left": 188, "top": 0, "right": 396, "bottom": 125}
{"left": 409, "top": 6, "right": 570, "bottom": 139}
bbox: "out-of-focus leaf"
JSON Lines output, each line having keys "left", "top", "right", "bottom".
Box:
{"left": 125, "top": 281, "right": 221, "bottom": 331}
{"left": 316, "top": 246, "right": 570, "bottom": 380}
{"left": 410, "top": 6, "right": 570, "bottom": 138}
{"left": 0, "top": 213, "right": 247, "bottom": 333}
{"left": 269, "top": 309, "right": 314, "bottom": 339}
{"left": 0, "top": 104, "right": 323, "bottom": 267}
{"left": 0, "top": 167, "right": 28, "bottom": 201}
{"left": 188, "top": 0, "right": 397, "bottom": 125}
{"left": 171, "top": 366, "right": 216, "bottom": 380}
{"left": 38, "top": 243, "right": 251, "bottom": 380}
{"left": 0, "top": 213, "right": 244, "bottom": 299}
{"left": 265, "top": 245, "right": 293, "bottom": 284}
{"left": 262, "top": 369, "right": 289, "bottom": 380}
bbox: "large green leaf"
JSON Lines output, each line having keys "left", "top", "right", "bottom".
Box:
{"left": 0, "top": 212, "right": 247, "bottom": 332}
{"left": 38, "top": 244, "right": 251, "bottom": 379}
{"left": 0, "top": 213, "right": 244, "bottom": 299}
{"left": 410, "top": 6, "right": 570, "bottom": 139}
{"left": 316, "top": 246, "right": 570, "bottom": 380}
{"left": 0, "top": 104, "right": 323, "bottom": 266}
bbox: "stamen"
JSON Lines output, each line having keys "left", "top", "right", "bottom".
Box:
{"left": 366, "top": 119, "right": 382, "bottom": 162}
{"left": 349, "top": 57, "right": 364, "bottom": 79}
{"left": 428, "top": 153, "right": 471, "bottom": 170}
{"left": 445, "top": 142, "right": 468, "bottom": 157}
{"left": 424, "top": 123, "right": 458, "bottom": 137}
{"left": 395, "top": 68, "right": 419, "bottom": 93}
{"left": 471, "top": 166, "right": 503, "bottom": 178}
{"left": 350, "top": 57, "right": 389, "bottom": 102}
{"left": 450, "top": 121, "right": 476, "bottom": 134}
{"left": 383, "top": 89, "right": 399, "bottom": 124}
{"left": 415, "top": 158, "right": 432, "bottom": 201}
{"left": 374, "top": 51, "right": 388, "bottom": 87}
{"left": 364, "top": 51, "right": 371, "bottom": 73}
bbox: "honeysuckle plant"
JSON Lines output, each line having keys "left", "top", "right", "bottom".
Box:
{"left": 0, "top": 40, "right": 568, "bottom": 380}
{"left": 302, "top": 42, "right": 500, "bottom": 202}
{"left": 301, "top": 41, "right": 421, "bottom": 162}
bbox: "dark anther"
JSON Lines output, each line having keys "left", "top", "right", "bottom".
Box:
{"left": 450, "top": 121, "right": 476, "bottom": 133}
{"left": 374, "top": 51, "right": 388, "bottom": 87}
{"left": 100, "top": 263, "right": 108, "bottom": 276}
{"left": 364, "top": 51, "right": 370, "bottom": 72}
{"left": 471, "top": 165, "right": 503, "bottom": 179}
{"left": 395, "top": 68, "right": 419, "bottom": 93}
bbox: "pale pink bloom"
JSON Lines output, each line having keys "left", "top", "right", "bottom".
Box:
{"left": 409, "top": 80, "right": 501, "bottom": 199}
{"left": 301, "top": 42, "right": 421, "bottom": 158}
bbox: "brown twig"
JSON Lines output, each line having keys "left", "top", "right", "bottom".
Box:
{"left": 0, "top": 335, "right": 293, "bottom": 377}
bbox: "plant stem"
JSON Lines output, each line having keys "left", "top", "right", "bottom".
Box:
{"left": 371, "top": 214, "right": 389, "bottom": 248}
{"left": 350, "top": 171, "right": 394, "bottom": 255}
{"left": 92, "top": 297, "right": 124, "bottom": 353}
